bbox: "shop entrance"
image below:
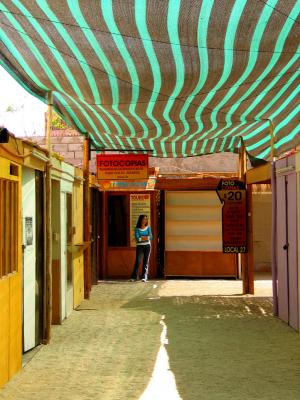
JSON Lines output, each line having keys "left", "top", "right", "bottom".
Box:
{"left": 103, "top": 191, "right": 158, "bottom": 279}
{"left": 91, "top": 189, "right": 103, "bottom": 283}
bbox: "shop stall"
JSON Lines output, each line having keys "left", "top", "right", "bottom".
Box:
{"left": 274, "top": 151, "right": 300, "bottom": 331}
{"left": 157, "top": 175, "right": 237, "bottom": 278}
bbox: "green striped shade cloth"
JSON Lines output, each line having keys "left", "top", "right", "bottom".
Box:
{"left": 0, "top": 0, "right": 299, "bottom": 158}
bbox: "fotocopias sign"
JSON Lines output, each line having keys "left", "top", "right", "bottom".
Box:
{"left": 216, "top": 179, "right": 247, "bottom": 254}
{"left": 96, "top": 154, "right": 148, "bottom": 181}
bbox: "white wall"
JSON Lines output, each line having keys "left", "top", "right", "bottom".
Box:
{"left": 253, "top": 191, "right": 272, "bottom": 272}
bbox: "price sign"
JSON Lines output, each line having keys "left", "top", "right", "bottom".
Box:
{"left": 216, "top": 179, "right": 247, "bottom": 253}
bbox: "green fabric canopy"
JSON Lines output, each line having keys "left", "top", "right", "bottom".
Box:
{"left": 0, "top": 0, "right": 299, "bottom": 158}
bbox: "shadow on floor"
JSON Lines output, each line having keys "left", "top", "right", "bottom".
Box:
{"left": 123, "top": 292, "right": 300, "bottom": 400}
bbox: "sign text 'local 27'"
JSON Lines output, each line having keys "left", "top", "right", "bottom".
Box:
{"left": 216, "top": 179, "right": 247, "bottom": 254}
{"left": 96, "top": 154, "right": 148, "bottom": 181}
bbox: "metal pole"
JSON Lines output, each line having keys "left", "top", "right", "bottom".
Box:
{"left": 44, "top": 91, "right": 52, "bottom": 343}
{"left": 83, "top": 133, "right": 91, "bottom": 299}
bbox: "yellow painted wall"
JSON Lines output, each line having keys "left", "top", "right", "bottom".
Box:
{"left": 0, "top": 278, "right": 9, "bottom": 387}
{"left": 9, "top": 274, "right": 22, "bottom": 378}
{"left": 0, "top": 156, "right": 22, "bottom": 388}
{"left": 73, "top": 169, "right": 84, "bottom": 308}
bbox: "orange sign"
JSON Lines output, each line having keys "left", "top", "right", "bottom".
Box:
{"left": 96, "top": 154, "right": 148, "bottom": 180}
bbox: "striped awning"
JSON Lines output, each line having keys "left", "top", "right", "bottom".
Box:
{"left": 0, "top": 1, "right": 299, "bottom": 158}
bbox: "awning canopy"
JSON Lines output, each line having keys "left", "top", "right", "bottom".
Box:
{"left": 0, "top": 0, "right": 299, "bottom": 158}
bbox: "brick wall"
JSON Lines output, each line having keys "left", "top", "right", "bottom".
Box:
{"left": 28, "top": 129, "right": 97, "bottom": 173}
{"left": 26, "top": 129, "right": 239, "bottom": 174}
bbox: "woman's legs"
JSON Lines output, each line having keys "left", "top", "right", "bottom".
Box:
{"left": 141, "top": 245, "right": 151, "bottom": 281}
{"left": 131, "top": 246, "right": 143, "bottom": 279}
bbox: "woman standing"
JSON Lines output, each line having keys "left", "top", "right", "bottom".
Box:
{"left": 131, "top": 214, "right": 152, "bottom": 282}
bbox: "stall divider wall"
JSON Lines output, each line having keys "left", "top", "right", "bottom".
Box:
{"left": 61, "top": 162, "right": 75, "bottom": 319}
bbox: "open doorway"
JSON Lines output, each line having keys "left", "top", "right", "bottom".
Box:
{"left": 252, "top": 184, "right": 272, "bottom": 288}
{"left": 91, "top": 189, "right": 103, "bottom": 283}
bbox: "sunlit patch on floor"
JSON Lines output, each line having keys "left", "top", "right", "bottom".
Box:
{"left": 140, "top": 316, "right": 182, "bottom": 400}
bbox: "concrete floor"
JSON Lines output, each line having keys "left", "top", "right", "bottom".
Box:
{"left": 1, "top": 277, "right": 300, "bottom": 400}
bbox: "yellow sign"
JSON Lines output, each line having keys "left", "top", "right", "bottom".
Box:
{"left": 130, "top": 194, "right": 151, "bottom": 247}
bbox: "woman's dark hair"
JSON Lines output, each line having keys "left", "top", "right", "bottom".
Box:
{"left": 136, "top": 214, "right": 148, "bottom": 228}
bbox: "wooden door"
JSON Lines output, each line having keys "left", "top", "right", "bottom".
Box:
{"left": 287, "top": 172, "right": 298, "bottom": 330}
{"left": 276, "top": 174, "right": 289, "bottom": 323}
{"left": 276, "top": 168, "right": 298, "bottom": 330}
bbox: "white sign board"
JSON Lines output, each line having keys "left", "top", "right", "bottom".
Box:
{"left": 130, "top": 194, "right": 151, "bottom": 247}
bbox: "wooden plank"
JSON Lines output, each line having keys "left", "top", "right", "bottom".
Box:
{"left": 45, "top": 161, "right": 52, "bottom": 342}
{"left": 246, "top": 164, "right": 271, "bottom": 185}
{"left": 4, "top": 181, "right": 9, "bottom": 276}
{"left": 156, "top": 177, "right": 232, "bottom": 191}
{"left": 165, "top": 251, "right": 237, "bottom": 277}
{"left": 10, "top": 182, "right": 14, "bottom": 274}
{"left": 106, "top": 248, "right": 157, "bottom": 279}
{"left": 51, "top": 259, "right": 61, "bottom": 324}
{"left": 14, "top": 181, "right": 22, "bottom": 272}
{"left": 247, "top": 185, "right": 254, "bottom": 294}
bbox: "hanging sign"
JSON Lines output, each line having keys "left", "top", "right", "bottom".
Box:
{"left": 97, "top": 154, "right": 148, "bottom": 180}
{"left": 130, "top": 194, "right": 151, "bottom": 247}
{"left": 216, "top": 179, "right": 247, "bottom": 253}
{"left": 98, "top": 177, "right": 156, "bottom": 191}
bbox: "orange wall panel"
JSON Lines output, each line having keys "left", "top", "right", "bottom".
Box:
{"left": 107, "top": 249, "right": 156, "bottom": 279}
{"left": 165, "top": 251, "right": 237, "bottom": 277}
{"left": 52, "top": 260, "right": 61, "bottom": 324}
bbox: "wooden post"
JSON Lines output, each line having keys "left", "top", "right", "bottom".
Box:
{"left": 239, "top": 138, "right": 254, "bottom": 294}
{"left": 247, "top": 184, "right": 254, "bottom": 294}
{"left": 83, "top": 133, "right": 91, "bottom": 299}
{"left": 269, "top": 119, "right": 276, "bottom": 161}
{"left": 44, "top": 91, "right": 52, "bottom": 343}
